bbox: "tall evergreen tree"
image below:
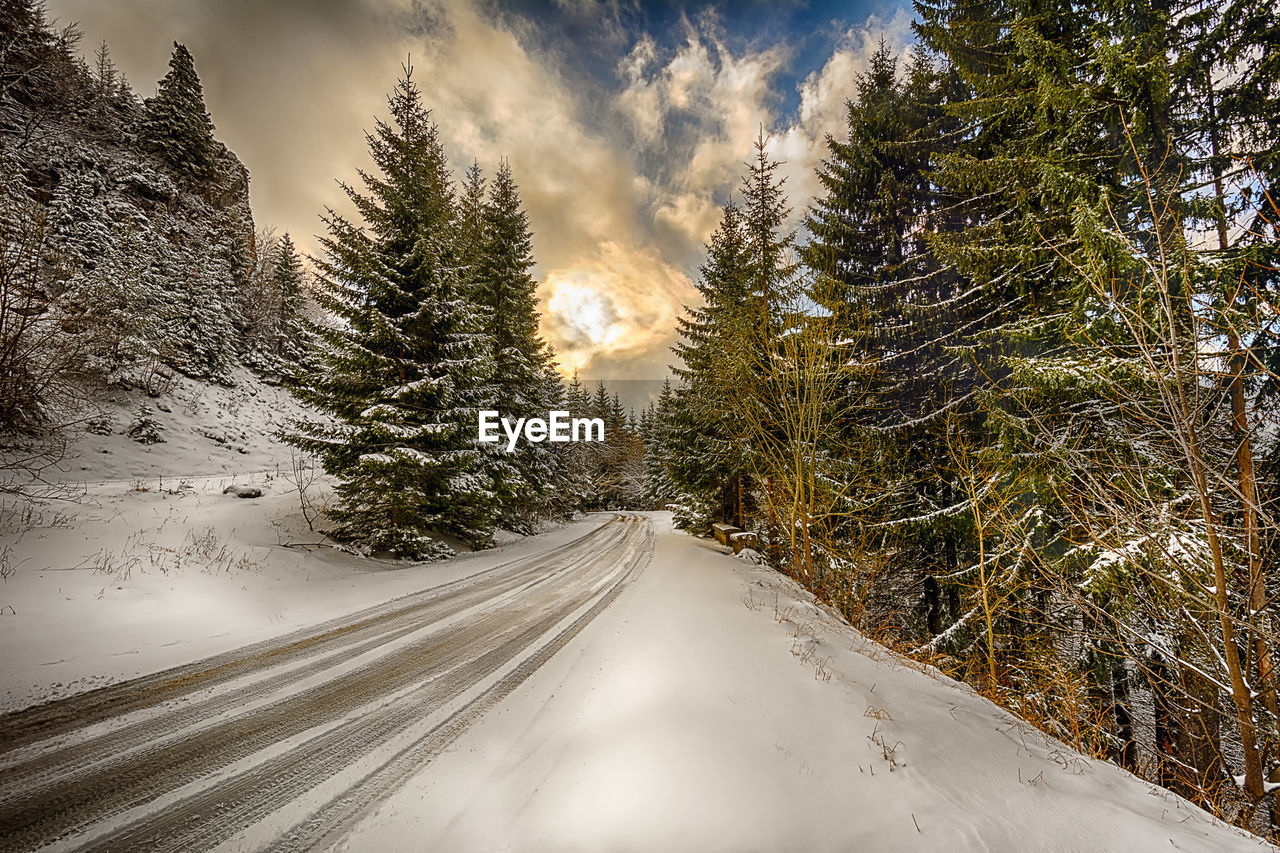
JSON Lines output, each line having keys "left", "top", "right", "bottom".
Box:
{"left": 801, "top": 40, "right": 973, "bottom": 635}
{"left": 478, "top": 160, "right": 545, "bottom": 400}
{"left": 668, "top": 202, "right": 753, "bottom": 530}
{"left": 668, "top": 137, "right": 798, "bottom": 535}
{"left": 741, "top": 130, "right": 797, "bottom": 337}
{"left": 140, "top": 43, "right": 216, "bottom": 183}
{"left": 268, "top": 233, "right": 312, "bottom": 370}
{"left": 641, "top": 379, "right": 679, "bottom": 510}
{"left": 455, "top": 160, "right": 486, "bottom": 285}
{"left": 553, "top": 369, "right": 597, "bottom": 510}
{"left": 290, "top": 66, "right": 494, "bottom": 559}
{"left": 473, "top": 158, "right": 558, "bottom": 529}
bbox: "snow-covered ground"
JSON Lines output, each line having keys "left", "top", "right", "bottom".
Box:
{"left": 1, "top": 411, "right": 1274, "bottom": 851}
{"left": 0, "top": 367, "right": 579, "bottom": 711}
{"left": 344, "top": 516, "right": 1271, "bottom": 853}
{"left": 54, "top": 367, "right": 317, "bottom": 482}
{"left": 0, "top": 468, "right": 596, "bottom": 713}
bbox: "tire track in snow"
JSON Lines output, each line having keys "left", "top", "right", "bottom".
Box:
{"left": 2, "top": 527, "right": 628, "bottom": 845}
{"left": 0, "top": 517, "right": 627, "bottom": 787}
{"left": 272, "top": 521, "right": 652, "bottom": 853}
{"left": 0, "top": 515, "right": 621, "bottom": 756}
{"left": 0, "top": 514, "right": 652, "bottom": 853}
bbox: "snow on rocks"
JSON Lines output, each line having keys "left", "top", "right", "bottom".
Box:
{"left": 222, "top": 484, "right": 263, "bottom": 498}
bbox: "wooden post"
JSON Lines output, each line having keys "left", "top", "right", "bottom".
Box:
{"left": 735, "top": 475, "right": 744, "bottom": 528}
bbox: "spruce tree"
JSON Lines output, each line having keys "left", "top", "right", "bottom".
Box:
{"left": 668, "top": 202, "right": 753, "bottom": 529}
{"left": 141, "top": 43, "right": 216, "bottom": 183}
{"left": 667, "top": 132, "right": 799, "bottom": 536}
{"left": 474, "top": 158, "right": 557, "bottom": 529}
{"left": 455, "top": 160, "right": 486, "bottom": 288}
{"left": 480, "top": 161, "right": 544, "bottom": 389}
{"left": 741, "top": 130, "right": 797, "bottom": 337}
{"left": 554, "top": 369, "right": 597, "bottom": 511}
{"left": 290, "top": 66, "right": 494, "bottom": 559}
{"left": 801, "top": 41, "right": 975, "bottom": 634}
{"left": 667, "top": 137, "right": 799, "bottom": 536}
{"left": 269, "top": 233, "right": 310, "bottom": 369}
{"left": 641, "top": 379, "right": 679, "bottom": 510}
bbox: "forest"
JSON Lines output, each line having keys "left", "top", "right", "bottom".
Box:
{"left": 649, "top": 0, "right": 1280, "bottom": 837}
{"left": 1, "top": 0, "right": 1278, "bottom": 841}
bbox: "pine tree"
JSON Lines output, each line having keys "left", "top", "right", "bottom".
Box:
{"left": 666, "top": 202, "right": 751, "bottom": 530}
{"left": 269, "top": 233, "right": 311, "bottom": 369}
{"left": 61, "top": 223, "right": 173, "bottom": 382}
{"left": 800, "top": 40, "right": 975, "bottom": 635}
{"left": 140, "top": 43, "right": 216, "bottom": 183}
{"left": 741, "top": 130, "right": 797, "bottom": 337}
{"left": 667, "top": 137, "right": 799, "bottom": 537}
{"left": 553, "top": 369, "right": 597, "bottom": 511}
{"left": 732, "top": 134, "right": 804, "bottom": 548}
{"left": 92, "top": 39, "right": 116, "bottom": 95}
{"left": 473, "top": 158, "right": 558, "bottom": 528}
{"left": 290, "top": 66, "right": 494, "bottom": 559}
{"left": 641, "top": 379, "right": 679, "bottom": 510}
{"left": 455, "top": 160, "right": 486, "bottom": 287}
{"left": 479, "top": 160, "right": 543, "bottom": 384}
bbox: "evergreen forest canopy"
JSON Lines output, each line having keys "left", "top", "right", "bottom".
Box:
{"left": 2, "top": 0, "right": 1280, "bottom": 842}
{"left": 648, "top": 0, "right": 1280, "bottom": 837}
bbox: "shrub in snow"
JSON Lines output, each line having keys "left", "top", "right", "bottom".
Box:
{"left": 667, "top": 491, "right": 719, "bottom": 536}
{"left": 85, "top": 415, "right": 115, "bottom": 436}
{"left": 126, "top": 404, "right": 164, "bottom": 445}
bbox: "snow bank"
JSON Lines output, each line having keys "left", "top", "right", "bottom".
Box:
{"left": 0, "top": 472, "right": 600, "bottom": 712}
{"left": 342, "top": 513, "right": 1269, "bottom": 853}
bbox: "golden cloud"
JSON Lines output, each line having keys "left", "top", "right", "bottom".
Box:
{"left": 540, "top": 242, "right": 695, "bottom": 377}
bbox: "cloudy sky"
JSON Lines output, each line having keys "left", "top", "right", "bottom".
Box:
{"left": 48, "top": 0, "right": 914, "bottom": 379}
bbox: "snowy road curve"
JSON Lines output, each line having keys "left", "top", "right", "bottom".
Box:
{"left": 0, "top": 513, "right": 654, "bottom": 852}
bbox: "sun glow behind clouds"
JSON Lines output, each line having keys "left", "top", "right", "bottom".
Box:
{"left": 546, "top": 277, "right": 621, "bottom": 347}
{"left": 540, "top": 242, "right": 695, "bottom": 378}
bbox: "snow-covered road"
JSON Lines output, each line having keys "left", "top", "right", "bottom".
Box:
{"left": 0, "top": 514, "right": 653, "bottom": 852}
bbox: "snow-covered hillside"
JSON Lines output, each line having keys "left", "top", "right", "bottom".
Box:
{"left": 0, "top": 461, "right": 587, "bottom": 713}
{"left": 54, "top": 367, "right": 318, "bottom": 482}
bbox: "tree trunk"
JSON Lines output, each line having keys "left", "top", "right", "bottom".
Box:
{"left": 1113, "top": 662, "right": 1137, "bottom": 772}
{"left": 1207, "top": 73, "right": 1277, "bottom": 722}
